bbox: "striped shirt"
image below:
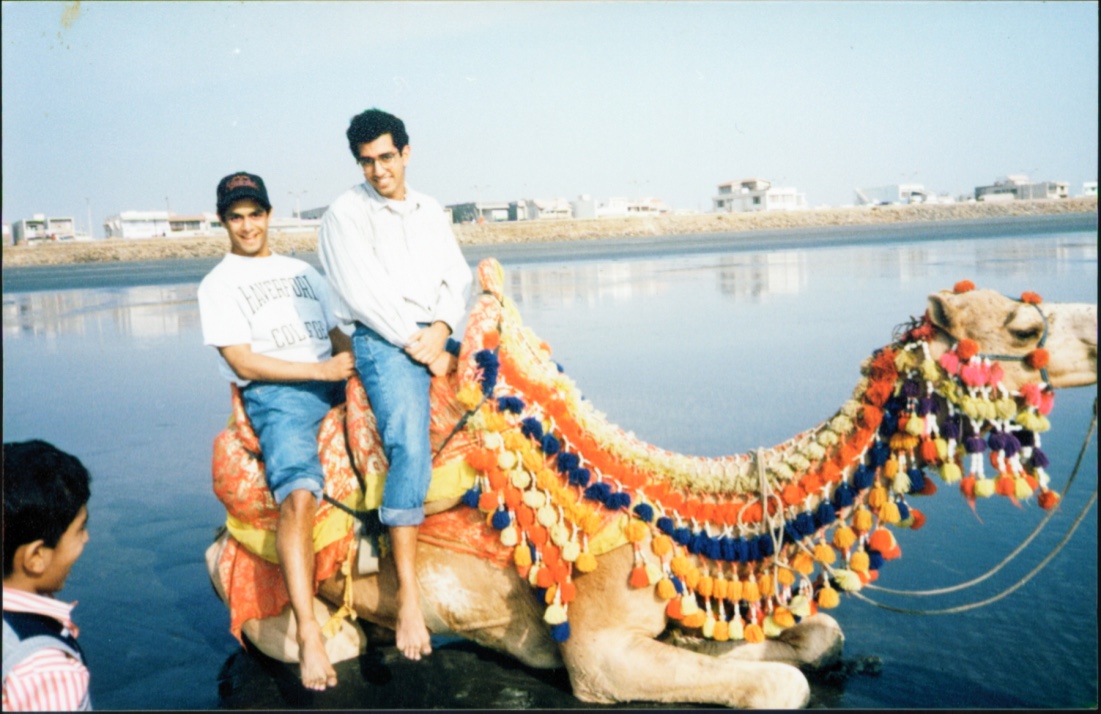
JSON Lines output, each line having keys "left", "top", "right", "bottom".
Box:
{"left": 2, "top": 588, "right": 90, "bottom": 711}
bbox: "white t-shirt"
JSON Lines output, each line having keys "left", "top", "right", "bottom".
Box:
{"left": 198, "top": 252, "right": 341, "bottom": 386}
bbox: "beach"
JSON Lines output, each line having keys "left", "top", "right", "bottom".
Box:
{"left": 3, "top": 197, "right": 1096, "bottom": 268}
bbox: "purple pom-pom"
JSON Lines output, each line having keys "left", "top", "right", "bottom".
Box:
{"left": 1031, "top": 448, "right": 1050, "bottom": 469}
{"left": 987, "top": 431, "right": 1007, "bottom": 451}
{"left": 1003, "top": 433, "right": 1021, "bottom": 458}
{"left": 964, "top": 436, "right": 986, "bottom": 453}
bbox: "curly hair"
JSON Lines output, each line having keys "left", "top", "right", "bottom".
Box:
{"left": 346, "top": 108, "right": 409, "bottom": 159}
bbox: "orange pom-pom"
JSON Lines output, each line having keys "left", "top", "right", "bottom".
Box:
{"left": 713, "top": 619, "right": 731, "bottom": 642}
{"left": 559, "top": 581, "right": 577, "bottom": 603}
{"left": 656, "top": 577, "right": 677, "bottom": 600}
{"left": 953, "top": 280, "right": 976, "bottom": 293}
{"left": 681, "top": 611, "right": 707, "bottom": 629}
{"left": 817, "top": 586, "right": 840, "bottom": 609}
{"left": 743, "top": 622, "right": 765, "bottom": 643}
{"left": 782, "top": 483, "right": 806, "bottom": 506}
{"left": 665, "top": 597, "right": 683, "bottom": 620}
{"left": 771, "top": 606, "right": 795, "bottom": 628}
{"left": 908, "top": 508, "right": 926, "bottom": 529}
{"left": 478, "top": 491, "right": 498, "bottom": 513}
{"left": 625, "top": 520, "right": 649, "bottom": 543}
{"left": 482, "top": 330, "right": 500, "bottom": 350}
{"left": 868, "top": 527, "right": 895, "bottom": 553}
{"left": 956, "top": 339, "right": 980, "bottom": 361}
{"left": 1026, "top": 349, "right": 1049, "bottom": 370}
{"left": 697, "top": 575, "right": 714, "bottom": 598}
{"left": 1020, "top": 291, "right": 1043, "bottom": 305}
{"left": 651, "top": 534, "right": 673, "bottom": 557}
{"left": 630, "top": 564, "right": 650, "bottom": 588}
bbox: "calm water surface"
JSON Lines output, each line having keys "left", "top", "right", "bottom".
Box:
{"left": 2, "top": 226, "right": 1097, "bottom": 709}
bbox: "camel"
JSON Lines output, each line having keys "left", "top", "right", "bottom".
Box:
{"left": 206, "top": 260, "right": 1097, "bottom": 709}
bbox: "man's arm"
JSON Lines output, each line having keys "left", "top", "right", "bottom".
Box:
{"left": 218, "top": 344, "right": 355, "bottom": 383}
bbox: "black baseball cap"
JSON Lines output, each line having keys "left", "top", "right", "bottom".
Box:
{"left": 216, "top": 172, "right": 271, "bottom": 216}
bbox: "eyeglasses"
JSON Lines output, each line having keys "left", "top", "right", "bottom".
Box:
{"left": 357, "top": 152, "right": 400, "bottom": 169}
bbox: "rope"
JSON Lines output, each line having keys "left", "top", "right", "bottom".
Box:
{"left": 852, "top": 398, "right": 1097, "bottom": 614}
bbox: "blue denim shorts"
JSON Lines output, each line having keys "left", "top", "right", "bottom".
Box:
{"left": 240, "top": 380, "right": 343, "bottom": 505}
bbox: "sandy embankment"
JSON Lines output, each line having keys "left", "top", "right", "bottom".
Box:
{"left": 3, "top": 197, "right": 1096, "bottom": 267}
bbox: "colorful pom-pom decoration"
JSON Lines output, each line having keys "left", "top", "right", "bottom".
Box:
{"left": 953, "top": 280, "right": 976, "bottom": 293}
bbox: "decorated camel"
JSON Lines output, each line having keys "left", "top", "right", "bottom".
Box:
{"left": 206, "top": 257, "right": 1097, "bottom": 709}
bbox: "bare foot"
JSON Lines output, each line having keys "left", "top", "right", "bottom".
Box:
{"left": 395, "top": 594, "right": 432, "bottom": 661}
{"left": 297, "top": 619, "right": 337, "bottom": 691}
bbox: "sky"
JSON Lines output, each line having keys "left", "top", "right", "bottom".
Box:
{"left": 2, "top": 1, "right": 1097, "bottom": 236}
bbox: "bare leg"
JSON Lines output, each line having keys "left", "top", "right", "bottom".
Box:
{"left": 390, "top": 524, "right": 432, "bottom": 660}
{"left": 277, "top": 490, "right": 337, "bottom": 690}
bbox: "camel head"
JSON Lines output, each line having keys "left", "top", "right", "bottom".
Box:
{"left": 926, "top": 285, "right": 1097, "bottom": 391}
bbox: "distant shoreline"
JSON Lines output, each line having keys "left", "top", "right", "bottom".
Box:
{"left": 2, "top": 198, "right": 1096, "bottom": 270}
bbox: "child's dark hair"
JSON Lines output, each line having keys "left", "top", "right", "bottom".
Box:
{"left": 3, "top": 440, "right": 91, "bottom": 577}
{"left": 346, "top": 108, "right": 409, "bottom": 159}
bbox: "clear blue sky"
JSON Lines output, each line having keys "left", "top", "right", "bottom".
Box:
{"left": 2, "top": 1, "right": 1097, "bottom": 236}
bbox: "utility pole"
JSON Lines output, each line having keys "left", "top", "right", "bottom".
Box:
{"left": 86, "top": 197, "right": 92, "bottom": 239}
{"left": 288, "top": 190, "right": 308, "bottom": 219}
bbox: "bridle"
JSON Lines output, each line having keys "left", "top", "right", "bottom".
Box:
{"left": 932, "top": 298, "right": 1051, "bottom": 386}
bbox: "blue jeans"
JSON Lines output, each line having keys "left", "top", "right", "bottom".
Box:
{"left": 241, "top": 380, "right": 343, "bottom": 505}
{"left": 352, "top": 323, "right": 460, "bottom": 527}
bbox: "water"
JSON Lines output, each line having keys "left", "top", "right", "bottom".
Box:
{"left": 2, "top": 222, "right": 1096, "bottom": 709}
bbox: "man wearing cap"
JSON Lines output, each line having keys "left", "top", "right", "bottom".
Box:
{"left": 198, "top": 172, "right": 355, "bottom": 691}
{"left": 318, "top": 109, "right": 472, "bottom": 662}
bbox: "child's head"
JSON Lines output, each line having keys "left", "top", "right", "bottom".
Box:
{"left": 3, "top": 440, "right": 92, "bottom": 591}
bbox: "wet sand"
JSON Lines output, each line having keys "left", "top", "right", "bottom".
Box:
{"left": 2, "top": 197, "right": 1096, "bottom": 269}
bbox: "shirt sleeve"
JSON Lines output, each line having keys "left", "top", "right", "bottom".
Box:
{"left": 2, "top": 648, "right": 91, "bottom": 711}
{"left": 318, "top": 200, "right": 422, "bottom": 347}
{"left": 430, "top": 213, "right": 473, "bottom": 333}
{"left": 197, "top": 273, "right": 252, "bottom": 348}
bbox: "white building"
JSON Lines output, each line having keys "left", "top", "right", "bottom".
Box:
{"left": 713, "top": 178, "right": 807, "bottom": 213}
{"left": 12, "top": 214, "right": 80, "bottom": 244}
{"left": 975, "top": 175, "right": 1069, "bottom": 202}
{"left": 518, "top": 198, "right": 573, "bottom": 220}
{"left": 104, "top": 211, "right": 225, "bottom": 239}
{"left": 1081, "top": 181, "right": 1097, "bottom": 197}
{"left": 855, "top": 184, "right": 929, "bottom": 205}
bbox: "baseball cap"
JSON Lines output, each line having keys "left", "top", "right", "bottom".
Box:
{"left": 216, "top": 172, "right": 271, "bottom": 216}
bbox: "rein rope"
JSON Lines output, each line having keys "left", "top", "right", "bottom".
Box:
{"left": 852, "top": 397, "right": 1097, "bottom": 614}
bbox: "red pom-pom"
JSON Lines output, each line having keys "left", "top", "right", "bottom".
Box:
{"left": 629, "top": 565, "right": 650, "bottom": 588}
{"left": 1020, "top": 291, "right": 1043, "bottom": 305}
{"left": 919, "top": 478, "right": 938, "bottom": 496}
{"left": 956, "top": 339, "right": 980, "bottom": 361}
{"left": 953, "top": 280, "right": 976, "bottom": 293}
{"left": 1038, "top": 490, "right": 1060, "bottom": 510}
{"left": 1026, "top": 349, "right": 1049, "bottom": 370}
{"left": 908, "top": 508, "right": 926, "bottom": 529}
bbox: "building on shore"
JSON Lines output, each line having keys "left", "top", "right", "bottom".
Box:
{"left": 12, "top": 214, "right": 81, "bottom": 244}
{"left": 1081, "top": 181, "right": 1097, "bottom": 197}
{"left": 572, "top": 195, "right": 670, "bottom": 219}
{"left": 713, "top": 178, "right": 807, "bottom": 213}
{"left": 104, "top": 211, "right": 224, "bottom": 239}
{"left": 448, "top": 201, "right": 512, "bottom": 223}
{"left": 974, "top": 175, "right": 1069, "bottom": 202}
{"left": 855, "top": 183, "right": 930, "bottom": 205}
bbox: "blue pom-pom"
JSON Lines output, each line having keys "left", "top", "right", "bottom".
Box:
{"left": 867, "top": 549, "right": 885, "bottom": 570}
{"left": 833, "top": 482, "right": 856, "bottom": 508}
{"left": 784, "top": 521, "right": 800, "bottom": 544}
{"left": 687, "top": 531, "right": 707, "bottom": 555}
{"left": 815, "top": 501, "right": 837, "bottom": 529}
{"left": 541, "top": 434, "right": 560, "bottom": 456}
{"left": 633, "top": 503, "right": 655, "bottom": 522}
{"left": 550, "top": 622, "right": 571, "bottom": 642}
{"left": 584, "top": 482, "right": 611, "bottom": 503}
{"left": 853, "top": 464, "right": 875, "bottom": 490}
{"left": 795, "top": 511, "right": 815, "bottom": 537}
{"left": 705, "top": 537, "right": 723, "bottom": 561}
{"left": 869, "top": 442, "right": 891, "bottom": 468}
{"left": 673, "top": 527, "right": 692, "bottom": 546}
{"left": 671, "top": 575, "right": 685, "bottom": 595}
{"left": 896, "top": 499, "right": 911, "bottom": 521}
{"left": 556, "top": 452, "right": 580, "bottom": 473}
{"left": 608, "top": 491, "right": 632, "bottom": 510}
{"left": 461, "top": 487, "right": 481, "bottom": 509}
{"left": 720, "top": 536, "right": 736, "bottom": 562}
{"left": 907, "top": 468, "right": 925, "bottom": 493}
{"left": 748, "top": 536, "right": 764, "bottom": 560}
{"left": 734, "top": 537, "right": 749, "bottom": 562}
{"left": 568, "top": 467, "right": 591, "bottom": 487}
{"left": 496, "top": 396, "right": 524, "bottom": 414}
{"left": 520, "top": 417, "right": 544, "bottom": 441}
{"left": 491, "top": 508, "right": 511, "bottom": 530}
{"left": 656, "top": 516, "right": 675, "bottom": 535}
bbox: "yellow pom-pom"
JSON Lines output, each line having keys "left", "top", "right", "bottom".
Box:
{"left": 834, "top": 569, "right": 863, "bottom": 592}
{"left": 772, "top": 606, "right": 796, "bottom": 628}
{"left": 537, "top": 504, "right": 558, "bottom": 527}
{"left": 656, "top": 577, "right": 677, "bottom": 600}
{"left": 742, "top": 578, "right": 760, "bottom": 603}
{"left": 510, "top": 469, "right": 532, "bottom": 489}
{"left": 729, "top": 615, "right": 745, "bottom": 641}
{"left": 625, "top": 520, "right": 649, "bottom": 543}
{"left": 814, "top": 542, "right": 837, "bottom": 565}
{"left": 670, "top": 555, "right": 691, "bottom": 578}
{"left": 500, "top": 525, "right": 519, "bottom": 547}
{"left": 726, "top": 578, "right": 743, "bottom": 601}
{"left": 788, "top": 594, "right": 812, "bottom": 618}
{"left": 934, "top": 438, "right": 949, "bottom": 460}
{"left": 776, "top": 566, "right": 795, "bottom": 586}
{"left": 744, "top": 622, "right": 765, "bottom": 644}
{"left": 940, "top": 461, "right": 963, "bottom": 484}
{"left": 850, "top": 550, "right": 870, "bottom": 572}
{"left": 817, "top": 585, "right": 840, "bottom": 609}
{"left": 457, "top": 382, "right": 483, "bottom": 410}
{"left": 550, "top": 523, "right": 571, "bottom": 547}
{"left": 645, "top": 562, "right": 663, "bottom": 586}
{"left": 544, "top": 603, "right": 567, "bottom": 626}
{"left": 651, "top": 534, "right": 673, "bottom": 557}
{"left": 522, "top": 489, "right": 545, "bottom": 508}
{"left": 832, "top": 525, "right": 857, "bottom": 550}
{"left": 713, "top": 576, "right": 729, "bottom": 600}
{"left": 974, "top": 477, "right": 996, "bottom": 499}
{"left": 683, "top": 567, "right": 701, "bottom": 591}
{"left": 853, "top": 507, "right": 874, "bottom": 532}
{"left": 868, "top": 484, "right": 889, "bottom": 508}
{"left": 702, "top": 614, "right": 716, "bottom": 639}
{"left": 680, "top": 593, "right": 700, "bottom": 617}
{"left": 575, "top": 550, "right": 598, "bottom": 573}
{"left": 560, "top": 540, "right": 581, "bottom": 562}
{"left": 892, "top": 470, "right": 911, "bottom": 495}
{"left": 498, "top": 450, "right": 518, "bottom": 470}
{"left": 763, "top": 614, "right": 785, "bottom": 638}
{"left": 879, "top": 500, "right": 901, "bottom": 525}
{"left": 757, "top": 573, "right": 774, "bottom": 598}
{"left": 514, "top": 543, "right": 532, "bottom": 568}
{"left": 905, "top": 414, "right": 924, "bottom": 437}
{"left": 1014, "top": 477, "right": 1034, "bottom": 500}
{"left": 697, "top": 575, "right": 715, "bottom": 599}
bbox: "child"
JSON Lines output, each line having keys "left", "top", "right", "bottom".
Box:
{"left": 3, "top": 439, "right": 92, "bottom": 711}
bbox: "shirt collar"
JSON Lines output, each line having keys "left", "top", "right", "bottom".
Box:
{"left": 2, "top": 587, "right": 80, "bottom": 637}
{"left": 360, "top": 181, "right": 422, "bottom": 214}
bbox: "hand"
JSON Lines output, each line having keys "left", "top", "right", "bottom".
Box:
{"left": 428, "top": 351, "right": 457, "bottom": 377}
{"left": 405, "top": 322, "right": 450, "bottom": 366}
{"left": 318, "top": 351, "right": 356, "bottom": 381}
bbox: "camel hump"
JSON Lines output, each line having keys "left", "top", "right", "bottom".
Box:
{"left": 477, "top": 257, "right": 505, "bottom": 300}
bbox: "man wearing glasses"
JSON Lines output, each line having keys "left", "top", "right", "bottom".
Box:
{"left": 318, "top": 108, "right": 472, "bottom": 662}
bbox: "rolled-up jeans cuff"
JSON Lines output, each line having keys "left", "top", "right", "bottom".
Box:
{"left": 380, "top": 505, "right": 425, "bottom": 527}
{"left": 272, "top": 478, "right": 323, "bottom": 506}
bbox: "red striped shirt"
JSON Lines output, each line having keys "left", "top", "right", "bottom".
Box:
{"left": 2, "top": 588, "right": 90, "bottom": 711}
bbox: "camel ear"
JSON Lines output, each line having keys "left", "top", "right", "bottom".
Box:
{"left": 927, "top": 293, "right": 956, "bottom": 332}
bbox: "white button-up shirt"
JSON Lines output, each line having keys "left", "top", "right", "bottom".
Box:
{"left": 318, "top": 182, "right": 472, "bottom": 347}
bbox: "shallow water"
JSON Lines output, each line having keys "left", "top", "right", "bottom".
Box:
{"left": 2, "top": 225, "right": 1097, "bottom": 709}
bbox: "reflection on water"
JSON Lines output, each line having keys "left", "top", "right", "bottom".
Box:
{"left": 1, "top": 229, "right": 1096, "bottom": 710}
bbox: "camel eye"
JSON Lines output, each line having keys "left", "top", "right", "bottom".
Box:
{"left": 1011, "top": 328, "right": 1041, "bottom": 342}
